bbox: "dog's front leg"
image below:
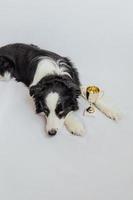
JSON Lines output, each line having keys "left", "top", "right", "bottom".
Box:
{"left": 65, "top": 112, "right": 85, "bottom": 136}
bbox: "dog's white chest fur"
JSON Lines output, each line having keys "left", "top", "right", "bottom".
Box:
{"left": 30, "top": 57, "right": 70, "bottom": 86}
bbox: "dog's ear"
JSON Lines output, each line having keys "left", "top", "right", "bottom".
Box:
{"left": 63, "top": 79, "right": 81, "bottom": 98}
{"left": 35, "top": 97, "right": 45, "bottom": 113}
{"left": 29, "top": 85, "right": 41, "bottom": 97}
{"left": 29, "top": 85, "right": 45, "bottom": 113}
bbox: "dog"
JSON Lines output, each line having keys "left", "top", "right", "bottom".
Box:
{"left": 0, "top": 43, "right": 85, "bottom": 136}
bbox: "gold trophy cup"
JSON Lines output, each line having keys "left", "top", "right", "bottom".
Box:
{"left": 81, "top": 85, "right": 104, "bottom": 114}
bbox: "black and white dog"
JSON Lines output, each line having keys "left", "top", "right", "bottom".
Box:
{"left": 0, "top": 43, "right": 85, "bottom": 136}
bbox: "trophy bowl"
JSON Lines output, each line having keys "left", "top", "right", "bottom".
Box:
{"left": 86, "top": 86, "right": 101, "bottom": 103}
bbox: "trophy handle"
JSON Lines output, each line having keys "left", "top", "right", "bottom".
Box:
{"left": 99, "top": 90, "right": 104, "bottom": 99}
{"left": 80, "top": 86, "right": 87, "bottom": 99}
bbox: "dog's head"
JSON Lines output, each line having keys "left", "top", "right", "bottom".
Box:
{"left": 30, "top": 75, "right": 81, "bottom": 136}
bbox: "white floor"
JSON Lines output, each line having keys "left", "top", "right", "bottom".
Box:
{"left": 0, "top": 0, "right": 133, "bottom": 200}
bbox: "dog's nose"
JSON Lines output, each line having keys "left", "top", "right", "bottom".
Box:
{"left": 48, "top": 129, "right": 57, "bottom": 136}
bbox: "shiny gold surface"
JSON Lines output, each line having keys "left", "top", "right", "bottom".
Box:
{"left": 87, "top": 86, "right": 100, "bottom": 94}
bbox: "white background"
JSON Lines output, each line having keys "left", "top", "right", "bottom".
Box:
{"left": 0, "top": 0, "right": 133, "bottom": 199}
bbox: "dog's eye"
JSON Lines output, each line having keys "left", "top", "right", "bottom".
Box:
{"left": 43, "top": 108, "right": 49, "bottom": 116}
{"left": 56, "top": 103, "right": 65, "bottom": 117}
{"left": 59, "top": 110, "right": 64, "bottom": 115}
{"left": 58, "top": 110, "right": 64, "bottom": 118}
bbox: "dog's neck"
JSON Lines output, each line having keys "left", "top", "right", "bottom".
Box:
{"left": 30, "top": 57, "right": 71, "bottom": 87}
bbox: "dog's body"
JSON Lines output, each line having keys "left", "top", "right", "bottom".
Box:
{"left": 0, "top": 43, "right": 85, "bottom": 136}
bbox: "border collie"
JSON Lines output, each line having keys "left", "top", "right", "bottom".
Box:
{"left": 0, "top": 43, "right": 85, "bottom": 136}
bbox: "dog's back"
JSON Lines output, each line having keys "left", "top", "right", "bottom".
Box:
{"left": 0, "top": 43, "right": 63, "bottom": 86}
{"left": 0, "top": 43, "right": 80, "bottom": 87}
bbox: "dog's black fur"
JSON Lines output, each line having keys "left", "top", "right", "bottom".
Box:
{"left": 0, "top": 43, "right": 81, "bottom": 125}
{"left": 0, "top": 43, "right": 80, "bottom": 86}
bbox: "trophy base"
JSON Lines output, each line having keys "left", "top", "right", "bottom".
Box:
{"left": 86, "top": 106, "right": 95, "bottom": 113}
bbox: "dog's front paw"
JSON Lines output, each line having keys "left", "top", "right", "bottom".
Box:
{"left": 65, "top": 115, "right": 85, "bottom": 136}
{"left": 70, "top": 122, "right": 85, "bottom": 136}
{"left": 105, "top": 110, "right": 121, "bottom": 121}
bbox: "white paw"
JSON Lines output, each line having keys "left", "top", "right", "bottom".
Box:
{"left": 0, "top": 72, "right": 11, "bottom": 81}
{"left": 65, "top": 119, "right": 85, "bottom": 136}
{"left": 105, "top": 110, "right": 121, "bottom": 121}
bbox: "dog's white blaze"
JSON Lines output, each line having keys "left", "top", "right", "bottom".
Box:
{"left": 46, "top": 92, "right": 64, "bottom": 132}
{"left": 30, "top": 57, "right": 71, "bottom": 86}
{"left": 46, "top": 92, "right": 59, "bottom": 111}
